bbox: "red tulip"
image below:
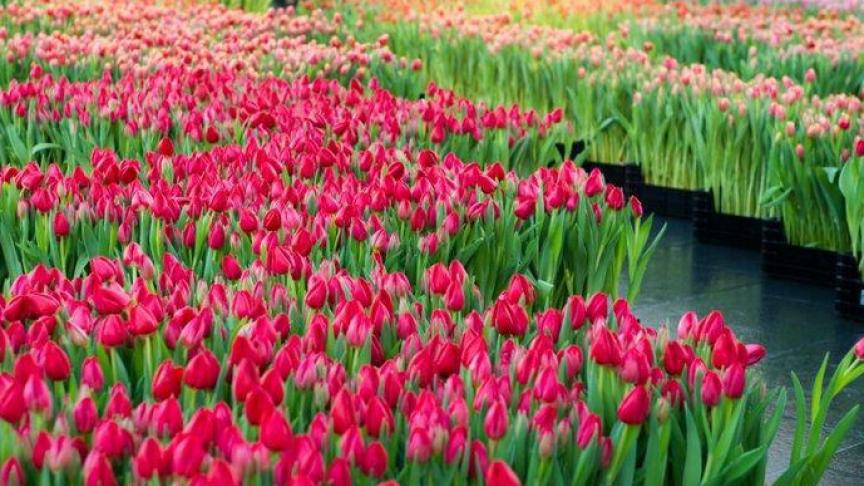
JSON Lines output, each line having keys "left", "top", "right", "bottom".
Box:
{"left": 93, "top": 420, "right": 133, "bottom": 458}
{"left": 261, "top": 410, "right": 293, "bottom": 451}
{"left": 171, "top": 434, "right": 206, "bottom": 478}
{"left": 83, "top": 452, "right": 118, "bottom": 486}
{"left": 723, "top": 363, "right": 746, "bottom": 399}
{"left": 365, "top": 396, "right": 394, "bottom": 438}
{"left": 152, "top": 397, "right": 184, "bottom": 438}
{"left": 184, "top": 348, "right": 220, "bottom": 390}
{"left": 157, "top": 137, "right": 174, "bottom": 157}
{"left": 1, "top": 457, "right": 24, "bottom": 486}
{"left": 590, "top": 326, "right": 621, "bottom": 366}
{"left": 855, "top": 337, "right": 864, "bottom": 360}
{"left": 491, "top": 298, "right": 529, "bottom": 337}
{"left": 305, "top": 274, "right": 328, "bottom": 310}
{"left": 604, "top": 185, "right": 624, "bottom": 210}
{"left": 205, "top": 126, "right": 220, "bottom": 144}
{"left": 91, "top": 283, "right": 131, "bottom": 315}
{"left": 663, "top": 341, "right": 687, "bottom": 375}
{"left": 617, "top": 386, "right": 650, "bottom": 425}
{"left": 331, "top": 388, "right": 356, "bottom": 435}
{"left": 3, "top": 293, "right": 59, "bottom": 321}
{"left": 41, "top": 341, "right": 70, "bottom": 381}
{"left": 744, "top": 344, "right": 766, "bottom": 365}
{"left": 585, "top": 169, "right": 604, "bottom": 197}
{"left": 129, "top": 305, "right": 159, "bottom": 336}
{"left": 238, "top": 209, "right": 258, "bottom": 234}
{"left": 263, "top": 208, "right": 281, "bottom": 232}
{"left": 629, "top": 196, "right": 643, "bottom": 217}
{"left": 327, "top": 458, "right": 352, "bottom": 486}
{"left": 586, "top": 292, "right": 608, "bottom": 323}
{"left": 134, "top": 438, "right": 164, "bottom": 480}
{"left": 244, "top": 386, "right": 275, "bottom": 426}
{"left": 701, "top": 371, "right": 722, "bottom": 407}
{"left": 483, "top": 399, "right": 508, "bottom": 440}
{"left": 73, "top": 396, "right": 98, "bottom": 433}
{"left": 0, "top": 382, "right": 25, "bottom": 424}
{"left": 53, "top": 211, "right": 70, "bottom": 238}
{"left": 361, "top": 441, "right": 388, "bottom": 478}
{"left": 619, "top": 348, "right": 650, "bottom": 385}
{"left": 485, "top": 460, "right": 521, "bottom": 486}
{"left": 81, "top": 357, "right": 104, "bottom": 391}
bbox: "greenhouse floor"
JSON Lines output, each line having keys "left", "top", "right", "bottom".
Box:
{"left": 632, "top": 218, "right": 864, "bottom": 485}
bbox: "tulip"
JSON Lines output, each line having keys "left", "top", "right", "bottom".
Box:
{"left": 361, "top": 441, "right": 388, "bottom": 478}
{"left": 73, "top": 395, "right": 98, "bottom": 433}
{"left": 93, "top": 420, "right": 133, "bottom": 458}
{"left": 157, "top": 137, "right": 174, "bottom": 157}
{"left": 701, "top": 371, "right": 722, "bottom": 407}
{"left": 1, "top": 457, "right": 25, "bottom": 486}
{"left": 53, "top": 212, "right": 70, "bottom": 238}
{"left": 81, "top": 357, "right": 105, "bottom": 391}
{"left": 172, "top": 434, "right": 206, "bottom": 478}
{"left": 41, "top": 341, "right": 71, "bottom": 381}
{"left": 855, "top": 337, "right": 864, "bottom": 360}
{"left": 590, "top": 326, "right": 621, "bottom": 366}
{"left": 0, "top": 382, "right": 25, "bottom": 424}
{"left": 365, "top": 396, "right": 394, "bottom": 438}
{"left": 184, "top": 348, "right": 220, "bottom": 390}
{"left": 331, "top": 388, "right": 356, "bottom": 435}
{"left": 617, "top": 386, "right": 650, "bottom": 425}
{"left": 222, "top": 255, "right": 242, "bottom": 280}
{"left": 91, "top": 284, "right": 131, "bottom": 315}
{"left": 585, "top": 169, "right": 604, "bottom": 197}
{"left": 619, "top": 348, "right": 650, "bottom": 385}
{"left": 484, "top": 399, "right": 508, "bottom": 440}
{"left": 327, "top": 458, "right": 352, "bottom": 486}
{"left": 486, "top": 460, "right": 521, "bottom": 486}
{"left": 261, "top": 410, "right": 293, "bottom": 451}
{"left": 244, "top": 386, "right": 275, "bottom": 426}
{"left": 663, "top": 341, "right": 687, "bottom": 375}
{"left": 83, "top": 452, "right": 117, "bottom": 486}
{"left": 723, "top": 363, "right": 746, "bottom": 399}
{"left": 744, "top": 344, "right": 766, "bottom": 365}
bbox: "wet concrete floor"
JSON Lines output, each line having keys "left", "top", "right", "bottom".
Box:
{"left": 632, "top": 218, "right": 864, "bottom": 485}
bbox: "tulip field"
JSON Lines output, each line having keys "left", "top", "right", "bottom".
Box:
{"left": 1, "top": 0, "right": 864, "bottom": 485}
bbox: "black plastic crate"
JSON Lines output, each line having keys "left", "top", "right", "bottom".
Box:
{"left": 761, "top": 220, "right": 838, "bottom": 287}
{"left": 627, "top": 172, "right": 698, "bottom": 219}
{"left": 554, "top": 140, "right": 586, "bottom": 161}
{"left": 582, "top": 161, "right": 640, "bottom": 190}
{"left": 835, "top": 254, "right": 864, "bottom": 321}
{"left": 692, "top": 191, "right": 764, "bottom": 250}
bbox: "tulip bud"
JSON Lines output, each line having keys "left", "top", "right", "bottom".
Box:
{"left": 361, "top": 441, "right": 388, "bottom": 478}
{"left": 483, "top": 399, "right": 508, "bottom": 440}
{"left": 722, "top": 363, "right": 746, "bottom": 399}
{"left": 157, "top": 137, "right": 174, "bottom": 157}
{"left": 617, "top": 386, "right": 650, "bottom": 425}
{"left": 261, "top": 409, "right": 293, "bottom": 451}
{"left": 53, "top": 212, "right": 70, "bottom": 238}
{"left": 73, "top": 395, "right": 98, "bottom": 433}
{"left": 485, "top": 460, "right": 521, "bottom": 486}
{"left": 855, "top": 337, "right": 864, "bottom": 361}
{"left": 701, "top": 371, "right": 722, "bottom": 407}
{"left": 81, "top": 357, "right": 104, "bottom": 391}
{"left": 184, "top": 348, "right": 220, "bottom": 390}
{"left": 41, "top": 341, "right": 71, "bottom": 381}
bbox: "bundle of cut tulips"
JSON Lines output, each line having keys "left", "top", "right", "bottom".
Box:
{"left": 0, "top": 1, "right": 863, "bottom": 485}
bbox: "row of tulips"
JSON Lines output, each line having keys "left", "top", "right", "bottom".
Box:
{"left": 633, "top": 2, "right": 864, "bottom": 97}
{"left": 1, "top": 247, "right": 864, "bottom": 485}
{"left": 0, "top": 69, "right": 651, "bottom": 304}
{"left": 0, "top": 64, "right": 569, "bottom": 174}
{"left": 346, "top": 5, "right": 864, "bottom": 254}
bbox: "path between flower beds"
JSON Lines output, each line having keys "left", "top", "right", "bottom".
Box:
{"left": 633, "top": 218, "right": 864, "bottom": 485}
